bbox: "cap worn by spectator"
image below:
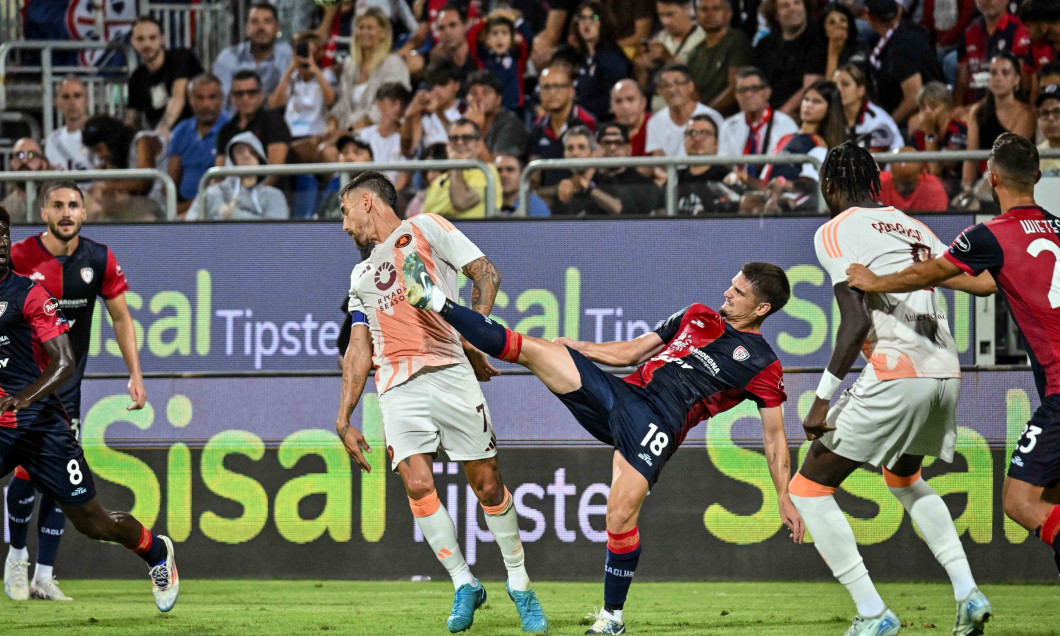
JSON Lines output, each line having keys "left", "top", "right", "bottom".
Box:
{"left": 1037, "top": 84, "right": 1060, "bottom": 107}
{"left": 596, "top": 122, "right": 629, "bottom": 143}
{"left": 336, "top": 136, "right": 374, "bottom": 159}
{"left": 863, "top": 0, "right": 899, "bottom": 21}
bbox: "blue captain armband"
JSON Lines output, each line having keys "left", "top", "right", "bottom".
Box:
{"left": 350, "top": 310, "right": 369, "bottom": 326}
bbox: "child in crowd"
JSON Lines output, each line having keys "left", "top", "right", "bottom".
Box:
{"left": 468, "top": 14, "right": 528, "bottom": 113}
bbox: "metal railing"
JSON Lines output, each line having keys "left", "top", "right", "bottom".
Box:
{"left": 519, "top": 154, "right": 827, "bottom": 216}
{"left": 196, "top": 160, "right": 498, "bottom": 217}
{"left": 0, "top": 40, "right": 138, "bottom": 139}
{"left": 147, "top": 2, "right": 233, "bottom": 70}
{"left": 0, "top": 169, "right": 178, "bottom": 221}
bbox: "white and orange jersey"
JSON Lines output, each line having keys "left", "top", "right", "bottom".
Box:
{"left": 348, "top": 214, "right": 484, "bottom": 393}
{"left": 815, "top": 206, "right": 960, "bottom": 381}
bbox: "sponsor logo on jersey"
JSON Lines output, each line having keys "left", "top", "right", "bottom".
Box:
{"left": 80, "top": 267, "right": 94, "bottom": 284}
{"left": 953, "top": 232, "right": 971, "bottom": 252}
{"left": 395, "top": 234, "right": 412, "bottom": 248}
{"left": 686, "top": 348, "right": 720, "bottom": 374}
{"left": 374, "top": 262, "right": 397, "bottom": 291}
{"left": 691, "top": 320, "right": 705, "bottom": 328}
{"left": 0, "top": 335, "right": 9, "bottom": 346}
{"left": 637, "top": 452, "right": 654, "bottom": 467}
{"left": 0, "top": 302, "right": 6, "bottom": 318}
{"left": 733, "top": 346, "right": 749, "bottom": 361}
{"left": 43, "top": 299, "right": 59, "bottom": 315}
{"left": 29, "top": 272, "right": 44, "bottom": 281}
{"left": 70, "top": 487, "right": 87, "bottom": 497}
{"left": 0, "top": 358, "right": 8, "bottom": 368}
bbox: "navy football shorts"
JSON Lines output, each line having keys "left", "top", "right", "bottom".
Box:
{"left": 0, "top": 422, "right": 96, "bottom": 505}
{"left": 1008, "top": 394, "right": 1060, "bottom": 488}
{"left": 555, "top": 347, "right": 678, "bottom": 488}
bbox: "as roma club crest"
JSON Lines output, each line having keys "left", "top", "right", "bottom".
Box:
{"left": 80, "top": 267, "right": 94, "bottom": 284}
{"left": 395, "top": 234, "right": 412, "bottom": 248}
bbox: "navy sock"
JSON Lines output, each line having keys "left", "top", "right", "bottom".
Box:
{"left": 35, "top": 495, "right": 65, "bottom": 567}
{"left": 128, "top": 525, "right": 168, "bottom": 566}
{"left": 439, "top": 299, "right": 522, "bottom": 362}
{"left": 603, "top": 527, "right": 641, "bottom": 612}
{"left": 5, "top": 475, "right": 35, "bottom": 551}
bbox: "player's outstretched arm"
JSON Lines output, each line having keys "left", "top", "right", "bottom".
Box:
{"left": 105, "top": 294, "right": 147, "bottom": 410}
{"left": 0, "top": 334, "right": 75, "bottom": 413}
{"left": 935, "top": 266, "right": 997, "bottom": 297}
{"left": 760, "top": 406, "right": 804, "bottom": 543}
{"left": 336, "top": 324, "right": 374, "bottom": 473}
{"left": 803, "top": 282, "right": 871, "bottom": 441}
{"left": 846, "top": 255, "right": 965, "bottom": 294}
{"left": 462, "top": 255, "right": 503, "bottom": 381}
{"left": 553, "top": 331, "right": 665, "bottom": 368}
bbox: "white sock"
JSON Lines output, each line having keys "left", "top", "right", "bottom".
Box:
{"left": 7, "top": 546, "right": 28, "bottom": 562}
{"left": 430, "top": 286, "right": 447, "bottom": 312}
{"left": 414, "top": 505, "right": 476, "bottom": 589}
{"left": 482, "top": 492, "right": 531, "bottom": 591}
{"left": 607, "top": 608, "right": 623, "bottom": 623}
{"left": 790, "top": 493, "right": 886, "bottom": 617}
{"left": 33, "top": 564, "right": 52, "bottom": 583}
{"left": 889, "top": 477, "right": 977, "bottom": 600}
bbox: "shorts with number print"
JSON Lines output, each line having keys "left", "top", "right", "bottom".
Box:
{"left": 0, "top": 421, "right": 96, "bottom": 505}
{"left": 1008, "top": 394, "right": 1060, "bottom": 488}
{"left": 378, "top": 362, "right": 497, "bottom": 471}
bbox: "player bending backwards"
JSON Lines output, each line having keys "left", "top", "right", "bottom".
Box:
{"left": 848, "top": 133, "right": 1060, "bottom": 581}
{"left": 402, "top": 249, "right": 804, "bottom": 635}
{"left": 792, "top": 142, "right": 996, "bottom": 636}
{"left": 334, "top": 172, "right": 547, "bottom": 633}
{"left": 0, "top": 205, "right": 176, "bottom": 611}
{"left": 5, "top": 180, "right": 146, "bottom": 602}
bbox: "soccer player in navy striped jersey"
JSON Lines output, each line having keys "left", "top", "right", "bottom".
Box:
{"left": 402, "top": 256, "right": 804, "bottom": 635}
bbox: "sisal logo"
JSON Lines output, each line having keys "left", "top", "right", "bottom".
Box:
{"left": 374, "top": 262, "right": 397, "bottom": 290}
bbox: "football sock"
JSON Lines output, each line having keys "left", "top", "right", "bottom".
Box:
{"left": 438, "top": 299, "right": 522, "bottom": 363}
{"left": 33, "top": 564, "right": 52, "bottom": 584}
{"left": 481, "top": 488, "right": 531, "bottom": 591}
{"left": 126, "top": 524, "right": 168, "bottom": 566}
{"left": 5, "top": 475, "right": 34, "bottom": 551}
{"left": 410, "top": 491, "right": 475, "bottom": 589}
{"left": 1036, "top": 505, "right": 1060, "bottom": 575}
{"left": 35, "top": 495, "right": 65, "bottom": 568}
{"left": 885, "top": 469, "right": 975, "bottom": 600}
{"left": 6, "top": 546, "right": 28, "bottom": 563}
{"left": 790, "top": 474, "right": 886, "bottom": 618}
{"left": 603, "top": 527, "right": 641, "bottom": 614}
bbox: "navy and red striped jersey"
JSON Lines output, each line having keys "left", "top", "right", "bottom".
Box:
{"left": 11, "top": 235, "right": 129, "bottom": 385}
{"left": 0, "top": 269, "right": 70, "bottom": 428}
{"left": 944, "top": 206, "right": 1060, "bottom": 398}
{"left": 624, "top": 303, "right": 786, "bottom": 447}
{"left": 957, "top": 14, "right": 1032, "bottom": 104}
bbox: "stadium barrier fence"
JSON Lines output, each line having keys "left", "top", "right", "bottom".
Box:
{"left": 0, "top": 168, "right": 178, "bottom": 220}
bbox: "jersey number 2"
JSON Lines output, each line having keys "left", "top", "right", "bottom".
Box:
{"left": 1027, "top": 239, "right": 1060, "bottom": 309}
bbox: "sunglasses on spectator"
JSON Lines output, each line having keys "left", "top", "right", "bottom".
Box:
{"left": 684, "top": 129, "right": 715, "bottom": 138}
{"left": 449, "top": 134, "right": 480, "bottom": 143}
{"left": 1039, "top": 107, "right": 1060, "bottom": 120}
{"left": 15, "top": 151, "right": 41, "bottom": 160}
{"left": 735, "top": 85, "right": 767, "bottom": 94}
{"left": 231, "top": 88, "right": 262, "bottom": 98}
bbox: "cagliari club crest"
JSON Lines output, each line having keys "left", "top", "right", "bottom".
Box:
{"left": 0, "top": 302, "right": 7, "bottom": 318}
{"left": 81, "top": 267, "right": 94, "bottom": 284}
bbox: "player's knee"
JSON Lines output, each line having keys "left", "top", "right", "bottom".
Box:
{"left": 606, "top": 505, "right": 638, "bottom": 532}
{"left": 403, "top": 477, "right": 436, "bottom": 501}
{"left": 472, "top": 478, "right": 504, "bottom": 507}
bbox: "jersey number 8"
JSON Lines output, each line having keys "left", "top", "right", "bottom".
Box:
{"left": 67, "top": 459, "right": 83, "bottom": 485}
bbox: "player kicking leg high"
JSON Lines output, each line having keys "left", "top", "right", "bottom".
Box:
{"left": 334, "top": 172, "right": 546, "bottom": 633}
{"left": 0, "top": 205, "right": 176, "bottom": 611}
{"left": 794, "top": 143, "right": 995, "bottom": 636}
{"left": 403, "top": 254, "right": 804, "bottom": 635}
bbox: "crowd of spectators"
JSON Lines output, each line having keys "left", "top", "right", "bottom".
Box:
{"left": 6, "top": 0, "right": 1060, "bottom": 221}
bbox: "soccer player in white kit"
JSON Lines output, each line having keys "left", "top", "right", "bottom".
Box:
{"left": 333, "top": 172, "right": 547, "bottom": 634}
{"left": 790, "top": 143, "right": 996, "bottom": 636}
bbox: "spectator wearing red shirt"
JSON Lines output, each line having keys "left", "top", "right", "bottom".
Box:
{"left": 609, "top": 79, "right": 650, "bottom": 156}
{"left": 955, "top": 0, "right": 1032, "bottom": 106}
{"left": 879, "top": 147, "right": 950, "bottom": 212}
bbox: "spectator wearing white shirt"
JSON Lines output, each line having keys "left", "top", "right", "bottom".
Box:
{"left": 268, "top": 31, "right": 337, "bottom": 163}
{"left": 359, "top": 82, "right": 411, "bottom": 190}
{"left": 645, "top": 63, "right": 724, "bottom": 157}
{"left": 833, "top": 62, "right": 904, "bottom": 153}
{"left": 400, "top": 60, "right": 463, "bottom": 158}
{"left": 718, "top": 67, "right": 799, "bottom": 177}
{"left": 44, "top": 77, "right": 92, "bottom": 175}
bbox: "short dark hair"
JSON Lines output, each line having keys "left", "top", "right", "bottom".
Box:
{"left": 437, "top": 3, "right": 467, "bottom": 22}
{"left": 232, "top": 69, "right": 262, "bottom": 86}
{"left": 742, "top": 262, "right": 790, "bottom": 318}
{"left": 339, "top": 171, "right": 398, "bottom": 211}
{"left": 735, "top": 66, "right": 769, "bottom": 87}
{"left": 484, "top": 15, "right": 515, "bottom": 37}
{"left": 450, "top": 117, "right": 482, "bottom": 138}
{"left": 425, "top": 60, "right": 460, "bottom": 87}
{"left": 0, "top": 204, "right": 10, "bottom": 226}
{"left": 41, "top": 180, "right": 85, "bottom": 206}
{"left": 990, "top": 132, "right": 1040, "bottom": 193}
{"left": 376, "top": 81, "right": 410, "bottom": 106}
{"left": 132, "top": 15, "right": 164, "bottom": 33}
{"left": 1040, "top": 59, "right": 1060, "bottom": 81}
{"left": 466, "top": 70, "right": 503, "bottom": 95}
{"left": 248, "top": 2, "right": 278, "bottom": 21}
{"left": 689, "top": 113, "right": 718, "bottom": 135}
{"left": 656, "top": 63, "right": 693, "bottom": 83}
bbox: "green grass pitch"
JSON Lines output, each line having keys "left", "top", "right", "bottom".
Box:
{"left": 4, "top": 580, "right": 1059, "bottom": 635}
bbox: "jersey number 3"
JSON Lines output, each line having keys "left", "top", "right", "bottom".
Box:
{"left": 1027, "top": 239, "right": 1060, "bottom": 309}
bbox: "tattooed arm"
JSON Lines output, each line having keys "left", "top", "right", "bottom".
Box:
{"left": 462, "top": 255, "right": 502, "bottom": 317}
